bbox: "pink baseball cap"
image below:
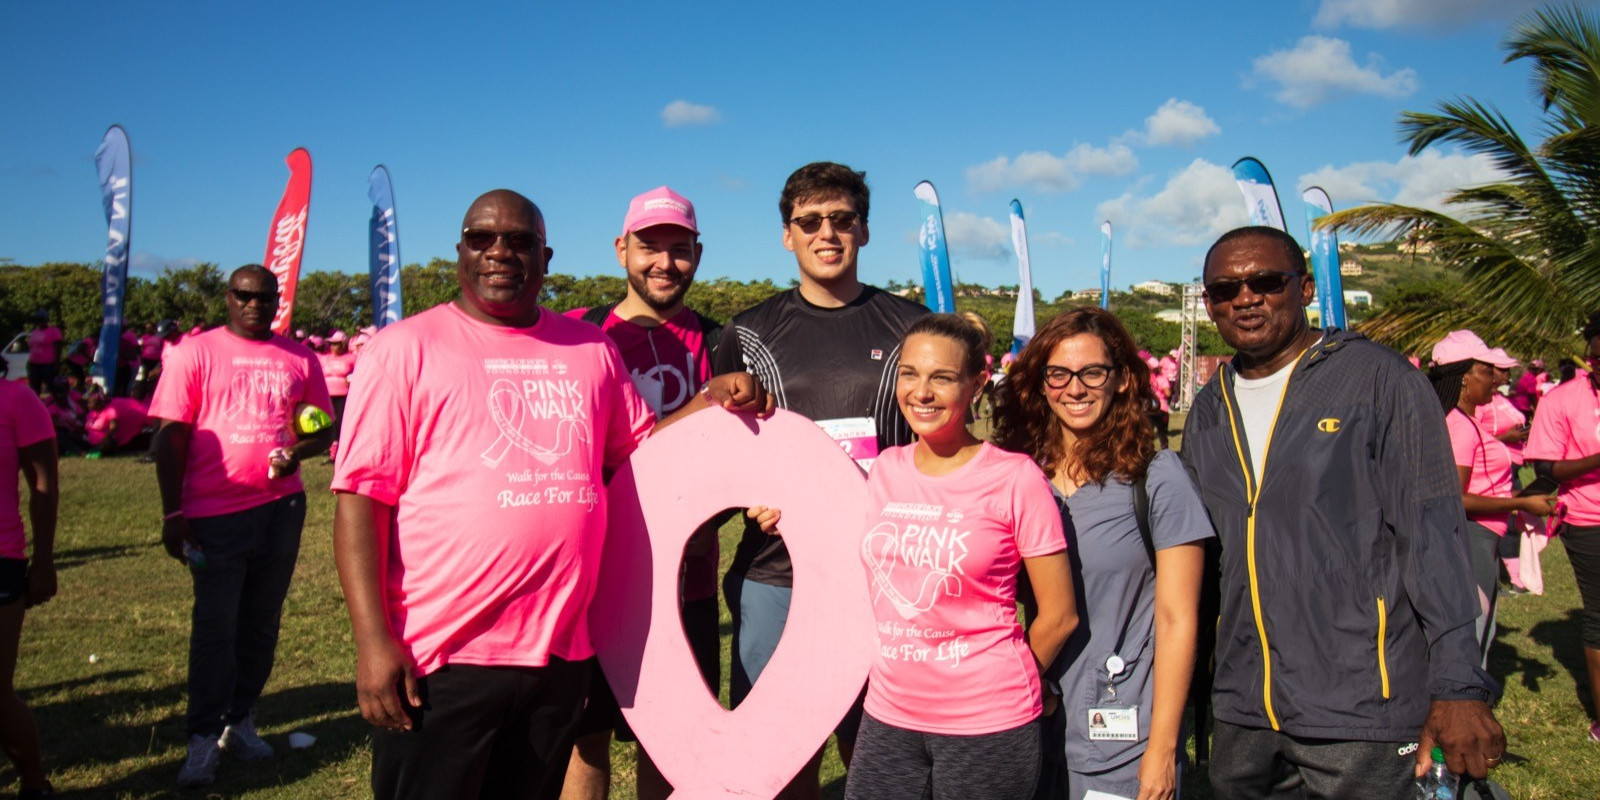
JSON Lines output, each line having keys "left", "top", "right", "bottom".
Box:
{"left": 1431, "top": 330, "right": 1498, "bottom": 366}
{"left": 1483, "top": 347, "right": 1518, "bottom": 369}
{"left": 622, "top": 186, "right": 698, "bottom": 236}
{"left": 328, "top": 330, "right": 348, "bottom": 343}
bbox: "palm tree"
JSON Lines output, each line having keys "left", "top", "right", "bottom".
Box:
{"left": 1320, "top": 4, "right": 1600, "bottom": 359}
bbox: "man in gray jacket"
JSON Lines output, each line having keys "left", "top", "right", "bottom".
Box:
{"left": 1181, "top": 226, "right": 1503, "bottom": 799}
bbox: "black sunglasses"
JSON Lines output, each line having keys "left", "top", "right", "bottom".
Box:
{"left": 1043, "top": 364, "right": 1119, "bottom": 390}
{"left": 229, "top": 289, "right": 278, "bottom": 305}
{"left": 1203, "top": 271, "right": 1301, "bottom": 303}
{"left": 462, "top": 228, "right": 543, "bottom": 254}
{"left": 788, "top": 211, "right": 861, "bottom": 235}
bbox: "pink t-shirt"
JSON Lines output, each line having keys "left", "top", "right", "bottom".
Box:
{"left": 567, "top": 306, "right": 719, "bottom": 601}
{"left": 147, "top": 328, "right": 332, "bottom": 518}
{"left": 1, "top": 381, "right": 54, "bottom": 559}
{"left": 1526, "top": 376, "right": 1600, "bottom": 525}
{"left": 86, "top": 398, "right": 148, "bottom": 448}
{"left": 1447, "top": 409, "right": 1514, "bottom": 535}
{"left": 1476, "top": 394, "right": 1527, "bottom": 464}
{"left": 140, "top": 334, "right": 165, "bottom": 361}
{"left": 118, "top": 331, "right": 141, "bottom": 365}
{"left": 860, "top": 443, "right": 1066, "bottom": 735}
{"left": 331, "top": 303, "right": 655, "bottom": 675}
{"left": 318, "top": 351, "right": 358, "bottom": 397}
{"left": 26, "top": 327, "right": 62, "bottom": 365}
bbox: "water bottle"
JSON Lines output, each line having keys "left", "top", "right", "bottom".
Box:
{"left": 1416, "top": 747, "right": 1458, "bottom": 800}
{"left": 182, "top": 541, "right": 207, "bottom": 571}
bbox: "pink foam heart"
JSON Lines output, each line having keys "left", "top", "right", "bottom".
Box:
{"left": 590, "top": 408, "right": 874, "bottom": 799}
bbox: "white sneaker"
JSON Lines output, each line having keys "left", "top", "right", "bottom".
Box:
{"left": 221, "top": 713, "right": 275, "bottom": 760}
{"left": 177, "top": 734, "right": 221, "bottom": 787}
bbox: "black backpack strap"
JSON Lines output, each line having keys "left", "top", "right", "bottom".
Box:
{"left": 1133, "top": 471, "right": 1155, "bottom": 568}
{"left": 692, "top": 310, "right": 722, "bottom": 355}
{"left": 580, "top": 304, "right": 616, "bottom": 326}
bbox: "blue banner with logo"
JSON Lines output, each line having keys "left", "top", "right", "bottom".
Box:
{"left": 367, "top": 165, "right": 403, "bottom": 328}
{"left": 1302, "top": 187, "right": 1347, "bottom": 329}
{"left": 1231, "top": 156, "right": 1287, "bottom": 231}
{"left": 92, "top": 125, "right": 132, "bottom": 393}
{"left": 1009, "top": 199, "right": 1035, "bottom": 351}
{"left": 913, "top": 180, "right": 955, "bottom": 313}
{"left": 1099, "top": 221, "right": 1112, "bottom": 309}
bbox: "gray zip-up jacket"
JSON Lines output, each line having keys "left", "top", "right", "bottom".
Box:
{"left": 1181, "top": 329, "right": 1496, "bottom": 741}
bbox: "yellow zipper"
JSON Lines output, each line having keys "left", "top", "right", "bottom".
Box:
{"left": 1377, "top": 596, "right": 1390, "bottom": 700}
{"left": 1218, "top": 351, "right": 1308, "bottom": 732}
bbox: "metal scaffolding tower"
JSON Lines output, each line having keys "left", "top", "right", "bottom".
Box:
{"left": 1175, "top": 282, "right": 1203, "bottom": 412}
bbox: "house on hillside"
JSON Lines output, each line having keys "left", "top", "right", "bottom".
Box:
{"left": 1340, "top": 261, "right": 1363, "bottom": 276}
{"left": 1343, "top": 290, "right": 1372, "bottom": 306}
{"left": 1132, "top": 280, "right": 1175, "bottom": 296}
{"left": 1074, "top": 287, "right": 1104, "bottom": 303}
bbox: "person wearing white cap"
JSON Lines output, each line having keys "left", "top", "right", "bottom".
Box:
{"left": 1425, "top": 330, "right": 1559, "bottom": 669}
{"left": 560, "top": 186, "right": 728, "bottom": 800}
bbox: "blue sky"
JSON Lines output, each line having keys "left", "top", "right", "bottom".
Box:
{"left": 0, "top": 0, "right": 1567, "bottom": 300}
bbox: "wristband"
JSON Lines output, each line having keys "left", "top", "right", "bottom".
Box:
{"left": 162, "top": 510, "right": 185, "bottom": 522}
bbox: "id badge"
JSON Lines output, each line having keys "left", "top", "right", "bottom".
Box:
{"left": 1086, "top": 707, "right": 1138, "bottom": 741}
{"left": 815, "top": 417, "right": 880, "bottom": 471}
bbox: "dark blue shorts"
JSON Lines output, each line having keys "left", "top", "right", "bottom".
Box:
{"left": 0, "top": 558, "right": 27, "bottom": 606}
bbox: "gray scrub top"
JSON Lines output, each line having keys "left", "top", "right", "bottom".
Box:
{"left": 1050, "top": 449, "right": 1214, "bottom": 773}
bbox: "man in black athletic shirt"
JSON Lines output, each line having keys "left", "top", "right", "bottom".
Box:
{"left": 713, "top": 161, "right": 928, "bottom": 800}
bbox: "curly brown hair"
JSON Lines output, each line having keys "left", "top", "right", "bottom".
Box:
{"left": 992, "top": 307, "right": 1158, "bottom": 484}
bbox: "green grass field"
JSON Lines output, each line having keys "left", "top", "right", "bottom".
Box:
{"left": 7, "top": 454, "right": 1600, "bottom": 798}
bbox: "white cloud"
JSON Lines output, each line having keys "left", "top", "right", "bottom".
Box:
{"left": 966, "top": 143, "right": 1137, "bottom": 193}
{"left": 1251, "top": 36, "right": 1418, "bottom": 108}
{"left": 1297, "top": 149, "right": 1510, "bottom": 211}
{"left": 1095, "top": 159, "right": 1248, "bottom": 248}
{"left": 1142, "top": 99, "right": 1220, "bottom": 146}
{"left": 1315, "top": 0, "right": 1546, "bottom": 29}
{"left": 660, "top": 100, "right": 721, "bottom": 128}
{"left": 942, "top": 212, "right": 1013, "bottom": 261}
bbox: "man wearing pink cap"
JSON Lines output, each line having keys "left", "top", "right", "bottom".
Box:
{"left": 1526, "top": 311, "right": 1600, "bottom": 741}
{"left": 561, "top": 186, "right": 723, "bottom": 800}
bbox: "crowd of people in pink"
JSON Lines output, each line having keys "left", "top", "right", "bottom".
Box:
{"left": 3, "top": 168, "right": 1600, "bottom": 800}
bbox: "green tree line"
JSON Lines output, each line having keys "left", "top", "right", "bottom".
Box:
{"left": 1, "top": 260, "right": 1233, "bottom": 358}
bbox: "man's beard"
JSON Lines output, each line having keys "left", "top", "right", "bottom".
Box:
{"left": 630, "top": 272, "right": 689, "bottom": 312}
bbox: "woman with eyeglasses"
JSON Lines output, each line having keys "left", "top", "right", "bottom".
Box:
{"left": 845, "top": 314, "right": 1077, "bottom": 800}
{"left": 1426, "top": 330, "right": 1559, "bottom": 668}
{"left": 992, "top": 307, "right": 1212, "bottom": 800}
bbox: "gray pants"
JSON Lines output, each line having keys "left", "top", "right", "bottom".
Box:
{"left": 186, "top": 493, "right": 305, "bottom": 737}
{"left": 1466, "top": 522, "right": 1501, "bottom": 668}
{"left": 844, "top": 713, "right": 1040, "bottom": 800}
{"left": 1209, "top": 720, "right": 1415, "bottom": 800}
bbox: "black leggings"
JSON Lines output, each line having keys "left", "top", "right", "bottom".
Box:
{"left": 1564, "top": 524, "right": 1600, "bottom": 649}
{"left": 844, "top": 713, "right": 1040, "bottom": 800}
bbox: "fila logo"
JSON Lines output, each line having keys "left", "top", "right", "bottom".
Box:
{"left": 1317, "top": 418, "right": 1342, "bottom": 433}
{"left": 870, "top": 349, "right": 884, "bottom": 361}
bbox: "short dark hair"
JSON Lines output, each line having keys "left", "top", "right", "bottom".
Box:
{"left": 230, "top": 264, "right": 278, "bottom": 289}
{"left": 904, "top": 313, "right": 990, "bottom": 377}
{"left": 1203, "top": 226, "right": 1307, "bottom": 279}
{"left": 1582, "top": 310, "right": 1600, "bottom": 341}
{"left": 779, "top": 162, "right": 870, "bottom": 224}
